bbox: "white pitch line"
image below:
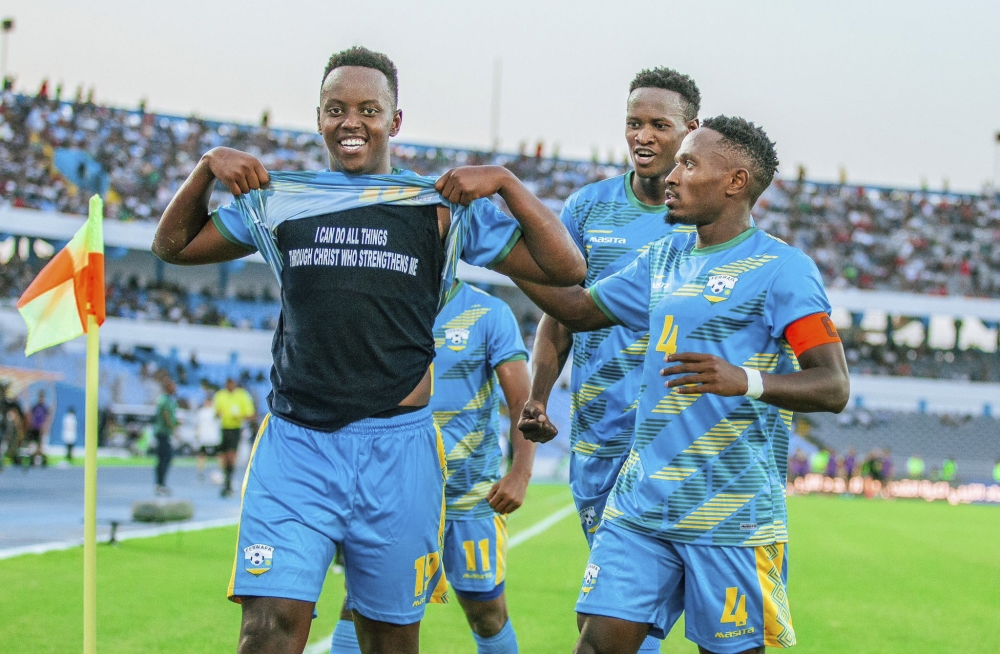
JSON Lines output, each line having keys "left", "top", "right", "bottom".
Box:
{"left": 303, "top": 502, "right": 577, "bottom": 654}
{"left": 0, "top": 516, "right": 239, "bottom": 561}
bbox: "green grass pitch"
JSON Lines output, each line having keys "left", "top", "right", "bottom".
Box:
{"left": 2, "top": 486, "right": 997, "bottom": 653}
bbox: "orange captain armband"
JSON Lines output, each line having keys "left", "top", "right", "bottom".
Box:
{"left": 784, "top": 312, "right": 841, "bottom": 357}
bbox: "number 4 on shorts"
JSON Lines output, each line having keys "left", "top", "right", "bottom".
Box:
{"left": 721, "top": 587, "right": 748, "bottom": 627}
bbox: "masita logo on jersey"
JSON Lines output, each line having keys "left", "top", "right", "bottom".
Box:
{"left": 445, "top": 327, "right": 470, "bottom": 351}
{"left": 704, "top": 274, "right": 738, "bottom": 303}
{"left": 581, "top": 563, "right": 601, "bottom": 594}
{"left": 244, "top": 544, "right": 274, "bottom": 576}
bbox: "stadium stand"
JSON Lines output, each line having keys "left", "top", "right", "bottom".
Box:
{"left": 807, "top": 410, "right": 1000, "bottom": 483}
{"left": 3, "top": 91, "right": 1000, "bottom": 297}
{"left": 1, "top": 91, "right": 997, "bottom": 484}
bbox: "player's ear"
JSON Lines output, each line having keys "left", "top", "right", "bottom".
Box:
{"left": 389, "top": 109, "right": 403, "bottom": 137}
{"left": 728, "top": 168, "right": 750, "bottom": 197}
{"left": 685, "top": 118, "right": 699, "bottom": 133}
{"left": 316, "top": 106, "right": 321, "bottom": 133}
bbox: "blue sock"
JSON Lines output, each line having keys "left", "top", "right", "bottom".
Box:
{"left": 638, "top": 634, "right": 660, "bottom": 652}
{"left": 330, "top": 619, "right": 362, "bottom": 654}
{"left": 473, "top": 619, "right": 519, "bottom": 654}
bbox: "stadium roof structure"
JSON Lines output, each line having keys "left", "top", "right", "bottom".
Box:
{"left": 0, "top": 365, "right": 63, "bottom": 397}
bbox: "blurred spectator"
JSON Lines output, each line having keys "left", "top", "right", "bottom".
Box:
{"left": 824, "top": 449, "right": 840, "bottom": 478}
{"left": 194, "top": 396, "right": 220, "bottom": 480}
{"left": 152, "top": 377, "right": 179, "bottom": 496}
{"left": 907, "top": 454, "right": 925, "bottom": 479}
{"left": 940, "top": 457, "right": 957, "bottom": 483}
{"left": 810, "top": 449, "right": 830, "bottom": 475}
{"left": 789, "top": 449, "right": 810, "bottom": 480}
{"left": 843, "top": 447, "right": 857, "bottom": 477}
{"left": 993, "top": 459, "right": 1000, "bottom": 484}
{"left": 862, "top": 450, "right": 885, "bottom": 481}
{"left": 882, "top": 449, "right": 894, "bottom": 480}
{"left": 24, "top": 390, "right": 50, "bottom": 466}
{"left": 62, "top": 406, "right": 78, "bottom": 461}
{"left": 0, "top": 381, "right": 25, "bottom": 466}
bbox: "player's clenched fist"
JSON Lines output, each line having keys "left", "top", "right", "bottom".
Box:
{"left": 517, "top": 399, "right": 558, "bottom": 444}
{"left": 435, "top": 165, "right": 514, "bottom": 206}
{"left": 661, "top": 352, "right": 754, "bottom": 397}
{"left": 202, "top": 147, "right": 270, "bottom": 196}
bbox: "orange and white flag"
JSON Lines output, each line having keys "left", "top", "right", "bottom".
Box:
{"left": 16, "top": 195, "right": 105, "bottom": 355}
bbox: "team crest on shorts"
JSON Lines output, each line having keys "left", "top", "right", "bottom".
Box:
{"left": 579, "top": 506, "right": 599, "bottom": 533}
{"left": 445, "top": 327, "right": 470, "bottom": 351}
{"left": 703, "top": 274, "right": 738, "bottom": 303}
{"left": 244, "top": 544, "right": 274, "bottom": 576}
{"left": 581, "top": 563, "right": 601, "bottom": 594}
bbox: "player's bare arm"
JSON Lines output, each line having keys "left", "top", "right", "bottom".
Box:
{"left": 518, "top": 315, "right": 572, "bottom": 444}
{"left": 486, "top": 359, "right": 536, "bottom": 514}
{"left": 661, "top": 341, "right": 850, "bottom": 413}
{"left": 151, "top": 147, "right": 266, "bottom": 265}
{"left": 513, "top": 279, "right": 614, "bottom": 333}
{"left": 435, "top": 166, "right": 586, "bottom": 286}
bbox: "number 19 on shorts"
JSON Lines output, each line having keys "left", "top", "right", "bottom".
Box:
{"left": 413, "top": 552, "right": 441, "bottom": 597}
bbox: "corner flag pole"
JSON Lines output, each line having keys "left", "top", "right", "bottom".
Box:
{"left": 15, "top": 193, "right": 106, "bottom": 650}
{"left": 84, "top": 310, "right": 99, "bottom": 654}
{"left": 83, "top": 195, "right": 104, "bottom": 654}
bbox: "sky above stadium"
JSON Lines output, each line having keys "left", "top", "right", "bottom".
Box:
{"left": 7, "top": 0, "right": 1000, "bottom": 191}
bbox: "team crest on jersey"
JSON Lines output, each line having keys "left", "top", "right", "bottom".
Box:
{"left": 703, "top": 275, "right": 738, "bottom": 303}
{"left": 445, "top": 327, "right": 470, "bottom": 351}
{"left": 579, "top": 505, "right": 599, "bottom": 533}
{"left": 244, "top": 544, "right": 274, "bottom": 576}
{"left": 581, "top": 563, "right": 601, "bottom": 594}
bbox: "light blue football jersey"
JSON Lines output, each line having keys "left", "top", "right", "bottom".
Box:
{"left": 432, "top": 282, "right": 528, "bottom": 520}
{"left": 590, "top": 227, "right": 831, "bottom": 547}
{"left": 560, "top": 173, "right": 694, "bottom": 463}
{"left": 213, "top": 169, "right": 522, "bottom": 309}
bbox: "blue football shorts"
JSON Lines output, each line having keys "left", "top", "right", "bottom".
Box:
{"left": 569, "top": 450, "right": 627, "bottom": 547}
{"left": 228, "top": 409, "right": 448, "bottom": 624}
{"left": 442, "top": 514, "right": 508, "bottom": 601}
{"left": 576, "top": 522, "right": 796, "bottom": 652}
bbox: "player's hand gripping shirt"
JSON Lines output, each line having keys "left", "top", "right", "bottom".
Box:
{"left": 431, "top": 282, "right": 528, "bottom": 520}
{"left": 590, "top": 227, "right": 832, "bottom": 547}
{"left": 561, "top": 174, "right": 694, "bottom": 464}
{"left": 213, "top": 170, "right": 521, "bottom": 432}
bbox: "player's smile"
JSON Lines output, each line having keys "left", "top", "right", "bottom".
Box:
{"left": 337, "top": 136, "right": 367, "bottom": 156}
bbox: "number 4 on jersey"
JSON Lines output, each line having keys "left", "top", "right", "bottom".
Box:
{"left": 655, "top": 315, "right": 679, "bottom": 356}
{"left": 721, "top": 587, "right": 748, "bottom": 627}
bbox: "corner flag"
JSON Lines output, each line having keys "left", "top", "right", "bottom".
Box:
{"left": 16, "top": 194, "right": 105, "bottom": 654}
{"left": 16, "top": 195, "right": 106, "bottom": 354}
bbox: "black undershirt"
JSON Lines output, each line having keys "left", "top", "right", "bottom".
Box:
{"left": 267, "top": 203, "right": 443, "bottom": 432}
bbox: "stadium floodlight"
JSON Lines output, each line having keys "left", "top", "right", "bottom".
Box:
{"left": 0, "top": 17, "right": 13, "bottom": 89}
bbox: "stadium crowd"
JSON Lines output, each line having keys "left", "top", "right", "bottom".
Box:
{"left": 3, "top": 90, "right": 1000, "bottom": 298}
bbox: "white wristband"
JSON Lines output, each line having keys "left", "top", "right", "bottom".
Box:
{"left": 742, "top": 367, "right": 764, "bottom": 400}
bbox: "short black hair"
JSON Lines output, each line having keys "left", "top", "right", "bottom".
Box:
{"left": 629, "top": 67, "right": 701, "bottom": 121}
{"left": 701, "top": 115, "right": 779, "bottom": 202}
{"left": 321, "top": 46, "right": 398, "bottom": 106}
